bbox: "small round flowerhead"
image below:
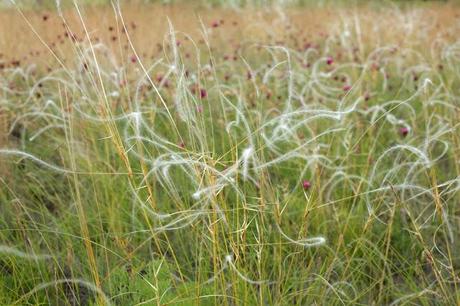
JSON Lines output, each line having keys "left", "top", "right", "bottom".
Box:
{"left": 200, "top": 88, "right": 207, "bottom": 99}
{"left": 130, "top": 55, "right": 137, "bottom": 63}
{"left": 302, "top": 180, "right": 311, "bottom": 190}
{"left": 399, "top": 126, "right": 409, "bottom": 137}
{"left": 326, "top": 56, "right": 334, "bottom": 65}
{"left": 343, "top": 85, "right": 351, "bottom": 92}
{"left": 211, "top": 21, "right": 219, "bottom": 28}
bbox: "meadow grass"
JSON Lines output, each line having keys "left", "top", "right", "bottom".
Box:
{"left": 1, "top": 1, "right": 460, "bottom": 305}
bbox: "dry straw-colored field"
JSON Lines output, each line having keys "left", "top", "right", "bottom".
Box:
{"left": 0, "top": 3, "right": 459, "bottom": 64}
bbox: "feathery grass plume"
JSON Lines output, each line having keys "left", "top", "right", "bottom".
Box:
{"left": 1, "top": 1, "right": 460, "bottom": 304}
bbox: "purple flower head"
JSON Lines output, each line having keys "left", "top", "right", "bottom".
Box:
{"left": 200, "top": 88, "right": 207, "bottom": 99}
{"left": 399, "top": 126, "right": 410, "bottom": 137}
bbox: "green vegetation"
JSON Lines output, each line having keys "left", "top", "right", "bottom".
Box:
{"left": 0, "top": 1, "right": 459, "bottom": 305}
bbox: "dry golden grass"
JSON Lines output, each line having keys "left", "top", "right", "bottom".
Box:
{"left": 1, "top": 3, "right": 458, "bottom": 69}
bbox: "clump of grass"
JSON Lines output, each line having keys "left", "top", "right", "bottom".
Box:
{"left": 1, "top": 1, "right": 460, "bottom": 305}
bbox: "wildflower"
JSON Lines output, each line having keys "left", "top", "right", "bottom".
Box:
{"left": 343, "top": 85, "right": 351, "bottom": 92}
{"left": 399, "top": 127, "right": 409, "bottom": 137}
{"left": 326, "top": 56, "right": 334, "bottom": 65}
{"left": 302, "top": 180, "right": 312, "bottom": 190}
{"left": 211, "top": 21, "right": 219, "bottom": 28}
{"left": 200, "top": 88, "right": 207, "bottom": 99}
{"left": 130, "top": 56, "right": 137, "bottom": 63}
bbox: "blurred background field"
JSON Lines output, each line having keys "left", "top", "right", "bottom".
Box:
{"left": 0, "top": 0, "right": 455, "bottom": 9}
